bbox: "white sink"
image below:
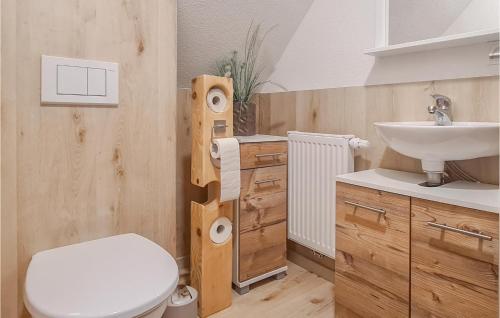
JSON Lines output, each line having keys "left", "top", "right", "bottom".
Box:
{"left": 374, "top": 121, "right": 500, "bottom": 172}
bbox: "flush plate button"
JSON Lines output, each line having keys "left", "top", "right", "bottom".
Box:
{"left": 87, "top": 67, "right": 107, "bottom": 96}
{"left": 42, "top": 55, "right": 118, "bottom": 106}
{"left": 57, "top": 65, "right": 87, "bottom": 95}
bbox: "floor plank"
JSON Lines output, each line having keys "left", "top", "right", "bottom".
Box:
{"left": 210, "top": 261, "right": 335, "bottom": 318}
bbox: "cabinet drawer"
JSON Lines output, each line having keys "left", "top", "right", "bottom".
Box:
{"left": 239, "top": 221, "right": 287, "bottom": 281}
{"left": 411, "top": 198, "right": 498, "bottom": 318}
{"left": 240, "top": 165, "right": 287, "bottom": 233}
{"left": 240, "top": 191, "right": 286, "bottom": 233}
{"left": 241, "top": 165, "right": 287, "bottom": 197}
{"left": 240, "top": 142, "right": 287, "bottom": 169}
{"left": 335, "top": 182, "right": 410, "bottom": 318}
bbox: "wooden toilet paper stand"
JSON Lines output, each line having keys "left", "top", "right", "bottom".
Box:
{"left": 190, "top": 75, "right": 234, "bottom": 318}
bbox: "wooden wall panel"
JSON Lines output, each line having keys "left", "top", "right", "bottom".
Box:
{"left": 258, "top": 76, "right": 500, "bottom": 184}
{"left": 1, "top": 0, "right": 19, "bottom": 316}
{"left": 258, "top": 91, "right": 296, "bottom": 136}
{"left": 1, "top": 1, "right": 177, "bottom": 317}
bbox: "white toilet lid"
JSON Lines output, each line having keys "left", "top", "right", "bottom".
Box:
{"left": 25, "top": 233, "right": 179, "bottom": 318}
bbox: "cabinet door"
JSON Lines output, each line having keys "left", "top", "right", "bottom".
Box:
{"left": 335, "top": 182, "right": 410, "bottom": 318}
{"left": 411, "top": 198, "right": 499, "bottom": 318}
{"left": 239, "top": 221, "right": 287, "bottom": 281}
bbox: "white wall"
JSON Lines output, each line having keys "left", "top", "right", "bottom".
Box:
{"left": 177, "top": 0, "right": 313, "bottom": 88}
{"left": 389, "top": 0, "right": 471, "bottom": 44}
{"left": 262, "top": 0, "right": 499, "bottom": 93}
{"left": 443, "top": 0, "right": 499, "bottom": 35}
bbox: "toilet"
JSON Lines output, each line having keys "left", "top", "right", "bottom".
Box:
{"left": 24, "top": 233, "right": 179, "bottom": 318}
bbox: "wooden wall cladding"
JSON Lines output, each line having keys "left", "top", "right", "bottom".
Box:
{"left": 411, "top": 199, "right": 499, "bottom": 318}
{"left": 257, "top": 76, "right": 500, "bottom": 185}
{"left": 1, "top": 1, "right": 177, "bottom": 317}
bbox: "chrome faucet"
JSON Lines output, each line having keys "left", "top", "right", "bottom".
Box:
{"left": 427, "top": 94, "right": 452, "bottom": 126}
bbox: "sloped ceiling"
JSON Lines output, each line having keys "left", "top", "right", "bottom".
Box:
{"left": 178, "top": 0, "right": 314, "bottom": 88}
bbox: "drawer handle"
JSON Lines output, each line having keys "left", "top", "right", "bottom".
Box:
{"left": 344, "top": 200, "right": 386, "bottom": 215}
{"left": 255, "top": 152, "right": 284, "bottom": 159}
{"left": 427, "top": 222, "right": 493, "bottom": 241}
{"left": 255, "top": 178, "right": 281, "bottom": 185}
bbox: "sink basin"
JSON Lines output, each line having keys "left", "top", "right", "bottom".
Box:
{"left": 374, "top": 121, "right": 500, "bottom": 172}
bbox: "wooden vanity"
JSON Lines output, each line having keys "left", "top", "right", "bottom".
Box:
{"left": 232, "top": 135, "right": 289, "bottom": 294}
{"left": 335, "top": 169, "right": 499, "bottom": 318}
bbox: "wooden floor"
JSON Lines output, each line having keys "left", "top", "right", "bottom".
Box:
{"left": 210, "top": 262, "right": 334, "bottom": 318}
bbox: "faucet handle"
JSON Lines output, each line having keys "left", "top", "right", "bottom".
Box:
{"left": 431, "top": 94, "right": 451, "bottom": 109}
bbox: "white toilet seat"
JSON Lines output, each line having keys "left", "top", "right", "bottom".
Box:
{"left": 24, "top": 233, "right": 179, "bottom": 318}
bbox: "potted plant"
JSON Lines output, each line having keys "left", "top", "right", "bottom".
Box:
{"left": 215, "top": 23, "right": 283, "bottom": 136}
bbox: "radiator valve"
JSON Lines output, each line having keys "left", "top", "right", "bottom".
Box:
{"left": 348, "top": 137, "right": 370, "bottom": 149}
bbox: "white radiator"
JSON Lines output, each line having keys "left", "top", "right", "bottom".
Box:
{"left": 287, "top": 131, "right": 366, "bottom": 258}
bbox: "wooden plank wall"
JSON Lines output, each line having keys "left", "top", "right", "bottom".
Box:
{"left": 258, "top": 76, "right": 499, "bottom": 185}
{"left": 1, "top": 1, "right": 177, "bottom": 317}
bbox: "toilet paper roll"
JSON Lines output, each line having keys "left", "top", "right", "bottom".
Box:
{"left": 206, "top": 88, "right": 227, "bottom": 113}
{"left": 210, "top": 217, "right": 232, "bottom": 244}
{"left": 210, "top": 138, "right": 240, "bottom": 202}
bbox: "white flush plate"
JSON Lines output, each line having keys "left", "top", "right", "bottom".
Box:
{"left": 41, "top": 55, "right": 119, "bottom": 106}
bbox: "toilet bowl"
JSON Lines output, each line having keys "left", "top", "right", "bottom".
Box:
{"left": 24, "top": 233, "right": 179, "bottom": 318}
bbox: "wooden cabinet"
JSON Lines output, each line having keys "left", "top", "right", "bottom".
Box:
{"left": 335, "top": 182, "right": 499, "bottom": 318}
{"left": 335, "top": 182, "right": 410, "bottom": 318}
{"left": 411, "top": 199, "right": 499, "bottom": 318}
{"left": 233, "top": 139, "right": 288, "bottom": 294}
